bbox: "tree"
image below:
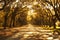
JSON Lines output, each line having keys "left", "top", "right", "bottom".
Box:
{"left": 3, "top": 6, "right": 11, "bottom": 29}
{"left": 0, "top": 0, "right": 18, "bottom": 29}
{"left": 0, "top": 0, "right": 6, "bottom": 10}
{"left": 41, "top": 0, "right": 60, "bottom": 29}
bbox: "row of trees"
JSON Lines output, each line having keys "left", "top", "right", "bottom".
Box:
{"left": 31, "top": 4, "right": 54, "bottom": 26}
{"left": 30, "top": 0, "right": 60, "bottom": 29}
{"left": 0, "top": 0, "right": 28, "bottom": 29}
{"left": 43, "top": 0, "right": 60, "bottom": 29}
{"left": 0, "top": 0, "right": 60, "bottom": 29}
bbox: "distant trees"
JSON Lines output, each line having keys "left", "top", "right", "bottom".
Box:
{"left": 31, "top": 3, "right": 53, "bottom": 26}
{"left": 15, "top": 7, "right": 28, "bottom": 26}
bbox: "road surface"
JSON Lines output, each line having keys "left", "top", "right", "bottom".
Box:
{"left": 0, "top": 24, "right": 59, "bottom": 40}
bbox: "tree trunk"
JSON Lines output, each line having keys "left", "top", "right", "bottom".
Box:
{"left": 3, "top": 13, "right": 8, "bottom": 29}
